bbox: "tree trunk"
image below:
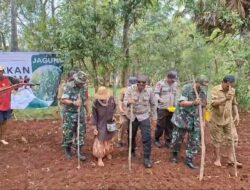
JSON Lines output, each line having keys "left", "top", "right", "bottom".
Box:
{"left": 214, "top": 58, "right": 218, "bottom": 74}
{"left": 121, "top": 17, "right": 130, "bottom": 87}
{"left": 51, "top": 0, "right": 55, "bottom": 18}
{"left": 10, "top": 0, "right": 18, "bottom": 51}
{"left": 92, "top": 57, "right": 99, "bottom": 91}
{"left": 0, "top": 32, "right": 7, "bottom": 50}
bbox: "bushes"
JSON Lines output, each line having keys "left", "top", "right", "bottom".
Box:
{"left": 236, "top": 79, "right": 250, "bottom": 111}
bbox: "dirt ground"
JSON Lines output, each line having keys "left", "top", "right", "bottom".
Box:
{"left": 0, "top": 112, "right": 250, "bottom": 190}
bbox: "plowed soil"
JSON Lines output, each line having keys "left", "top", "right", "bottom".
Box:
{"left": 0, "top": 112, "right": 250, "bottom": 189}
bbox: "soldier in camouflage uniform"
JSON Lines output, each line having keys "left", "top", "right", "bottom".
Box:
{"left": 170, "top": 75, "right": 209, "bottom": 169}
{"left": 57, "top": 70, "right": 78, "bottom": 119}
{"left": 61, "top": 71, "right": 89, "bottom": 161}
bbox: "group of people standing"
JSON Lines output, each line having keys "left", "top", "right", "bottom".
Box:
{"left": 58, "top": 69, "right": 242, "bottom": 169}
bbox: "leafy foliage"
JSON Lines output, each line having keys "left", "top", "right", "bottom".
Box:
{"left": 1, "top": 0, "right": 250, "bottom": 110}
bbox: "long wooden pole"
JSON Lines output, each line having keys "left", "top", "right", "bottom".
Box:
{"left": 0, "top": 83, "right": 39, "bottom": 95}
{"left": 77, "top": 94, "right": 81, "bottom": 169}
{"left": 128, "top": 105, "right": 133, "bottom": 171}
{"left": 192, "top": 77, "right": 205, "bottom": 181}
{"left": 226, "top": 86, "right": 237, "bottom": 177}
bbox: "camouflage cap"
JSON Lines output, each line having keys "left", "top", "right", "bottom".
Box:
{"left": 0, "top": 65, "right": 5, "bottom": 71}
{"left": 196, "top": 75, "right": 209, "bottom": 86}
{"left": 73, "top": 71, "right": 87, "bottom": 84}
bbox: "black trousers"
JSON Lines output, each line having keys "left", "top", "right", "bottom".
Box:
{"left": 128, "top": 118, "right": 151, "bottom": 159}
{"left": 155, "top": 108, "right": 173, "bottom": 144}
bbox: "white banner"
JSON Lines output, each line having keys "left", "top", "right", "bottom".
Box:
{"left": 0, "top": 52, "right": 63, "bottom": 109}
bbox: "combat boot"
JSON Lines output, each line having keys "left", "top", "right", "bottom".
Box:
{"left": 77, "top": 146, "right": 86, "bottom": 161}
{"left": 170, "top": 152, "right": 178, "bottom": 163}
{"left": 64, "top": 146, "right": 72, "bottom": 160}
{"left": 144, "top": 158, "right": 153, "bottom": 168}
{"left": 185, "top": 157, "right": 199, "bottom": 169}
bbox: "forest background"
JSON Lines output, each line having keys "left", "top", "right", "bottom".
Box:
{"left": 1, "top": 0, "right": 250, "bottom": 111}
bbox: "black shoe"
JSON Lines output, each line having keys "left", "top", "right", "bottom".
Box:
{"left": 185, "top": 158, "right": 199, "bottom": 169}
{"left": 170, "top": 152, "right": 178, "bottom": 163}
{"left": 77, "top": 146, "right": 86, "bottom": 161}
{"left": 154, "top": 140, "right": 161, "bottom": 148}
{"left": 131, "top": 152, "right": 136, "bottom": 159}
{"left": 64, "top": 147, "right": 72, "bottom": 160}
{"left": 144, "top": 158, "right": 153, "bottom": 168}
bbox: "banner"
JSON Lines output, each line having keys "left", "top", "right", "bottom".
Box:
{"left": 0, "top": 52, "right": 63, "bottom": 109}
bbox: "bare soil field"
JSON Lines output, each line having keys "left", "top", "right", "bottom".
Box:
{"left": 0, "top": 112, "right": 250, "bottom": 189}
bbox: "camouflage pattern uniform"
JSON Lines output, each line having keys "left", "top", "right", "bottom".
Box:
{"left": 171, "top": 83, "right": 207, "bottom": 160}
{"left": 61, "top": 81, "right": 88, "bottom": 148}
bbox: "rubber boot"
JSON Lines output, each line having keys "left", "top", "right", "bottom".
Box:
{"left": 170, "top": 152, "right": 178, "bottom": 163}
{"left": 64, "top": 146, "right": 72, "bottom": 160}
{"left": 185, "top": 157, "right": 199, "bottom": 169}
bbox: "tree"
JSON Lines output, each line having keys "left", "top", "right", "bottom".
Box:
{"left": 0, "top": 0, "right": 10, "bottom": 50}
{"left": 119, "top": 0, "right": 156, "bottom": 86}
{"left": 10, "top": 0, "right": 18, "bottom": 51}
{"left": 57, "top": 0, "right": 118, "bottom": 90}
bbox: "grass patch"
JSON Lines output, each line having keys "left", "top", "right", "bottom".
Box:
{"left": 13, "top": 107, "right": 60, "bottom": 120}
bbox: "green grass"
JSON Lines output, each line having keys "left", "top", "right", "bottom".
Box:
{"left": 13, "top": 107, "right": 60, "bottom": 120}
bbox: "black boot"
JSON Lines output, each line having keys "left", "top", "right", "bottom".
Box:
{"left": 144, "top": 158, "right": 153, "bottom": 168}
{"left": 131, "top": 151, "right": 136, "bottom": 159}
{"left": 185, "top": 157, "right": 199, "bottom": 169}
{"left": 77, "top": 146, "right": 86, "bottom": 161}
{"left": 170, "top": 152, "right": 178, "bottom": 163}
{"left": 64, "top": 146, "right": 72, "bottom": 160}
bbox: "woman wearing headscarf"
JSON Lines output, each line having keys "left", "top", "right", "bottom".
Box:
{"left": 92, "top": 86, "right": 117, "bottom": 166}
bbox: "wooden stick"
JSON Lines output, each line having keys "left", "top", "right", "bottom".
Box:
{"left": 192, "top": 77, "right": 205, "bottom": 181}
{"left": 77, "top": 94, "right": 81, "bottom": 169}
{"left": 128, "top": 105, "right": 133, "bottom": 171}
{"left": 227, "top": 86, "right": 237, "bottom": 177}
{"left": 0, "top": 83, "right": 39, "bottom": 95}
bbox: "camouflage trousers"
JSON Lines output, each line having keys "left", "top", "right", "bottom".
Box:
{"left": 62, "top": 112, "right": 86, "bottom": 148}
{"left": 171, "top": 126, "right": 200, "bottom": 159}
